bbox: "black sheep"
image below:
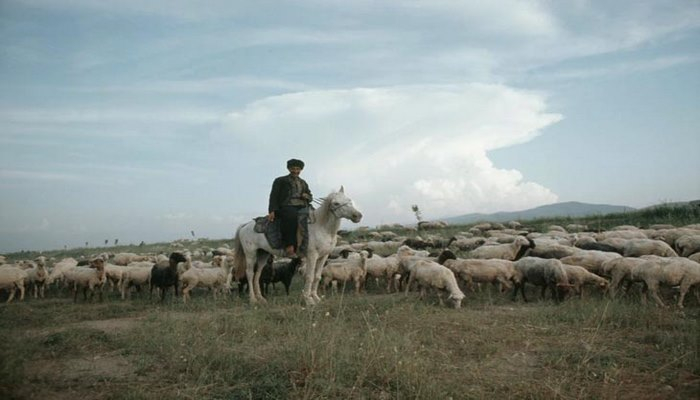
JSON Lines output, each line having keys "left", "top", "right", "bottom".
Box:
{"left": 150, "top": 251, "right": 187, "bottom": 301}
{"left": 262, "top": 257, "right": 303, "bottom": 295}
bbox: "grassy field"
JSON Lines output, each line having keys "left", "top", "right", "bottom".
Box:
{"left": 1, "top": 203, "right": 699, "bottom": 399}
{"left": 0, "top": 284, "right": 698, "bottom": 399}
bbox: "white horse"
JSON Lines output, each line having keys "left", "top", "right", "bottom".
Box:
{"left": 233, "top": 186, "right": 363, "bottom": 305}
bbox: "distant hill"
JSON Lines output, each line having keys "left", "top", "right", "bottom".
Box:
{"left": 442, "top": 201, "right": 636, "bottom": 225}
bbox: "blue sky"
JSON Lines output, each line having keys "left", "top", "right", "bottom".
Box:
{"left": 1, "top": 1, "right": 699, "bottom": 252}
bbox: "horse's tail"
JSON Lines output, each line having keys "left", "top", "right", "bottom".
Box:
{"left": 232, "top": 223, "right": 248, "bottom": 280}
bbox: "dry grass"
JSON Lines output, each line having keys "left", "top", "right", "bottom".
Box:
{"left": 1, "top": 284, "right": 698, "bottom": 400}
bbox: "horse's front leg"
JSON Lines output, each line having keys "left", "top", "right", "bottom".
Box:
{"left": 302, "top": 255, "right": 318, "bottom": 306}
{"left": 311, "top": 255, "right": 330, "bottom": 303}
{"left": 253, "top": 255, "right": 269, "bottom": 303}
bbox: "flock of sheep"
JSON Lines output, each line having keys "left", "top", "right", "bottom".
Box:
{"left": 1, "top": 220, "right": 700, "bottom": 309}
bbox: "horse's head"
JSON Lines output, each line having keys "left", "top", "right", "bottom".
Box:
{"left": 327, "top": 186, "right": 363, "bottom": 223}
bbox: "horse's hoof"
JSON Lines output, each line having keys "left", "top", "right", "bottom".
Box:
{"left": 304, "top": 296, "right": 317, "bottom": 306}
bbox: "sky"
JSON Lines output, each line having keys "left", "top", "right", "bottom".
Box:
{"left": 1, "top": 1, "right": 699, "bottom": 253}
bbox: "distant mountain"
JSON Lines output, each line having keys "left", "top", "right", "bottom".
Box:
{"left": 442, "top": 201, "right": 636, "bottom": 225}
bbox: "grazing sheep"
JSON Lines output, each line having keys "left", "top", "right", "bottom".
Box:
{"left": 180, "top": 255, "right": 231, "bottom": 303}
{"left": 448, "top": 236, "right": 487, "bottom": 251}
{"left": 112, "top": 252, "right": 152, "bottom": 266}
{"left": 437, "top": 249, "right": 516, "bottom": 293}
{"left": 104, "top": 263, "right": 128, "bottom": 292}
{"left": 599, "top": 257, "right": 657, "bottom": 299}
{"left": 646, "top": 228, "right": 700, "bottom": 247}
{"left": 675, "top": 235, "right": 700, "bottom": 258}
{"left": 0, "top": 266, "right": 28, "bottom": 303}
{"left": 120, "top": 263, "right": 154, "bottom": 300}
{"left": 560, "top": 251, "right": 622, "bottom": 276}
{"left": 622, "top": 239, "right": 678, "bottom": 258}
{"left": 402, "top": 237, "right": 432, "bottom": 250}
{"left": 363, "top": 251, "right": 401, "bottom": 293}
{"left": 356, "top": 240, "right": 403, "bottom": 256}
{"left": 527, "top": 241, "right": 581, "bottom": 259}
{"left": 561, "top": 264, "right": 608, "bottom": 299}
{"left": 689, "top": 253, "right": 700, "bottom": 263}
{"left": 150, "top": 252, "right": 188, "bottom": 301}
{"left": 403, "top": 258, "right": 465, "bottom": 308}
{"left": 597, "top": 230, "right": 647, "bottom": 240}
{"left": 46, "top": 257, "right": 79, "bottom": 286}
{"left": 573, "top": 236, "right": 622, "bottom": 254}
{"left": 417, "top": 220, "right": 448, "bottom": 230}
{"left": 512, "top": 257, "right": 571, "bottom": 303}
{"left": 322, "top": 251, "right": 369, "bottom": 294}
{"left": 23, "top": 262, "right": 49, "bottom": 298}
{"left": 63, "top": 258, "right": 107, "bottom": 303}
{"left": 634, "top": 257, "right": 700, "bottom": 308}
{"left": 261, "top": 257, "right": 303, "bottom": 295}
{"left": 469, "top": 236, "right": 534, "bottom": 261}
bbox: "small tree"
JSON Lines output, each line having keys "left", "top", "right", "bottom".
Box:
{"left": 411, "top": 204, "right": 423, "bottom": 222}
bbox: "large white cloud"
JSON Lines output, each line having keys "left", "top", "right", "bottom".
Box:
{"left": 221, "top": 84, "right": 561, "bottom": 225}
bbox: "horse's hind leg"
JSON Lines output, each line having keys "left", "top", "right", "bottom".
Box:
{"left": 245, "top": 256, "right": 258, "bottom": 304}
{"left": 253, "top": 255, "right": 268, "bottom": 303}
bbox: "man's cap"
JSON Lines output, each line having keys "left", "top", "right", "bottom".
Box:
{"left": 287, "top": 158, "right": 305, "bottom": 169}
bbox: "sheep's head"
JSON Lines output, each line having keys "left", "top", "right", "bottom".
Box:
{"left": 436, "top": 249, "right": 456, "bottom": 265}
{"left": 90, "top": 258, "right": 105, "bottom": 270}
{"left": 169, "top": 251, "right": 188, "bottom": 267}
{"left": 448, "top": 291, "right": 465, "bottom": 308}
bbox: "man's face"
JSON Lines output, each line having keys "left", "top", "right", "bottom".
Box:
{"left": 288, "top": 166, "right": 302, "bottom": 177}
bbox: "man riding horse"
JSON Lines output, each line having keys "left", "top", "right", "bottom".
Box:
{"left": 267, "top": 158, "right": 312, "bottom": 258}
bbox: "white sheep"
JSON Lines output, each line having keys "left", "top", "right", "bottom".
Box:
{"left": 322, "top": 251, "right": 369, "bottom": 294}
{"left": 634, "top": 257, "right": 700, "bottom": 308}
{"left": 527, "top": 241, "right": 581, "bottom": 259}
{"left": 559, "top": 250, "right": 622, "bottom": 276}
{"left": 512, "top": 257, "right": 571, "bottom": 303}
{"left": 675, "top": 235, "right": 700, "bottom": 258}
{"left": 647, "top": 227, "right": 700, "bottom": 247}
{"left": 112, "top": 252, "right": 153, "bottom": 266}
{"left": 597, "top": 230, "right": 647, "bottom": 240}
{"left": 437, "top": 249, "right": 516, "bottom": 293}
{"left": 622, "top": 239, "right": 678, "bottom": 258}
{"left": 62, "top": 258, "right": 107, "bottom": 302}
{"left": 180, "top": 256, "right": 231, "bottom": 302}
{"left": 469, "top": 236, "right": 533, "bottom": 261}
{"left": 353, "top": 240, "right": 403, "bottom": 257}
{"left": 364, "top": 252, "right": 401, "bottom": 293}
{"left": 560, "top": 264, "right": 608, "bottom": 299}
{"left": 403, "top": 258, "right": 465, "bottom": 308}
{"left": 448, "top": 236, "right": 487, "bottom": 251}
{"left": 46, "top": 257, "right": 79, "bottom": 286}
{"left": 0, "top": 266, "right": 28, "bottom": 302}
{"left": 599, "top": 257, "right": 654, "bottom": 299}
{"left": 23, "top": 262, "right": 49, "bottom": 298}
{"left": 417, "top": 220, "right": 449, "bottom": 230}
{"left": 104, "top": 263, "right": 128, "bottom": 292}
{"left": 120, "top": 262, "right": 155, "bottom": 300}
{"left": 689, "top": 253, "right": 700, "bottom": 263}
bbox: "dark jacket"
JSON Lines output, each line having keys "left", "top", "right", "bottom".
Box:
{"left": 268, "top": 174, "right": 312, "bottom": 213}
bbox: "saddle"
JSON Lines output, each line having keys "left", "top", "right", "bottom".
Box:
{"left": 253, "top": 208, "right": 310, "bottom": 254}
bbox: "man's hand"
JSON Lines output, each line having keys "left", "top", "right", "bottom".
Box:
{"left": 268, "top": 211, "right": 275, "bottom": 222}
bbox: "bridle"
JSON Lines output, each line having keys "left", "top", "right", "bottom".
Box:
{"left": 314, "top": 197, "right": 354, "bottom": 219}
